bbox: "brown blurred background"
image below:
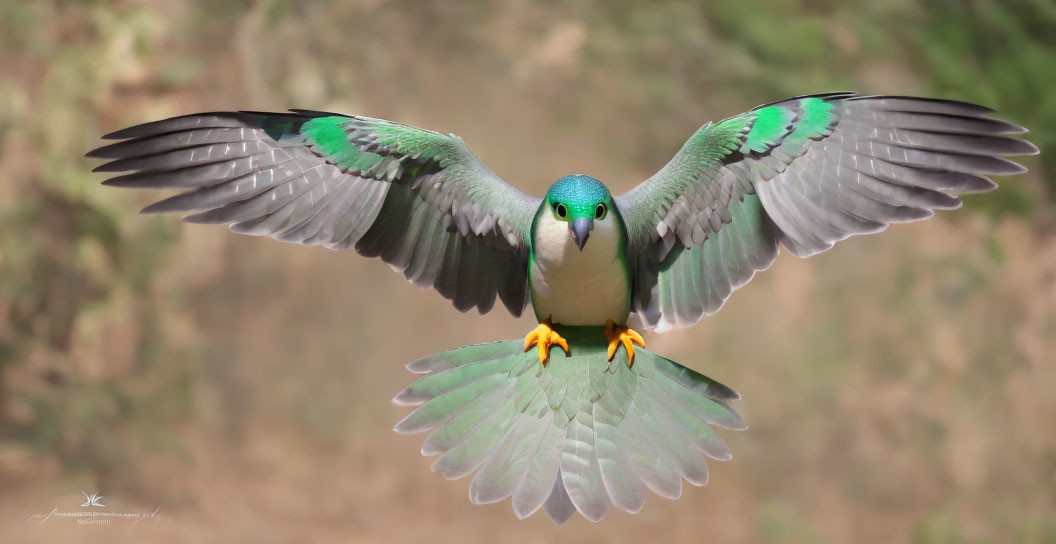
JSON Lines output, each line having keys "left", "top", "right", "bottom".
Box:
{"left": 1, "top": 1, "right": 1054, "bottom": 542}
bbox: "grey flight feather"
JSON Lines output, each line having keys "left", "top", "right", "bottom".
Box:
{"left": 89, "top": 111, "right": 542, "bottom": 316}
{"left": 616, "top": 93, "right": 1037, "bottom": 330}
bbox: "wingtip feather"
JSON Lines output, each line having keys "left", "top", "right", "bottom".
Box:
{"left": 100, "top": 176, "right": 137, "bottom": 187}
{"left": 100, "top": 127, "right": 134, "bottom": 140}
{"left": 92, "top": 161, "right": 128, "bottom": 173}
{"left": 85, "top": 146, "right": 109, "bottom": 158}
{"left": 140, "top": 198, "right": 193, "bottom": 215}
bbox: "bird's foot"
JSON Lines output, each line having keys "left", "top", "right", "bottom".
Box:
{"left": 524, "top": 319, "right": 569, "bottom": 366}
{"left": 604, "top": 320, "right": 645, "bottom": 367}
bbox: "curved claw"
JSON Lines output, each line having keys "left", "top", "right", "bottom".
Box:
{"left": 524, "top": 319, "right": 569, "bottom": 366}
{"left": 604, "top": 320, "right": 646, "bottom": 367}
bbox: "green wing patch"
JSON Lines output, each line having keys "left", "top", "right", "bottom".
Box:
{"left": 743, "top": 105, "right": 796, "bottom": 154}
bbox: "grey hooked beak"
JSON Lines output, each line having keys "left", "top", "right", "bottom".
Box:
{"left": 570, "top": 217, "right": 593, "bottom": 251}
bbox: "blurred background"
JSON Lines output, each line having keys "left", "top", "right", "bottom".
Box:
{"left": 1, "top": 0, "right": 1054, "bottom": 542}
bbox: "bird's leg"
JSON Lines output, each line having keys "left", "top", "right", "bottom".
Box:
{"left": 604, "top": 320, "right": 645, "bottom": 367}
{"left": 523, "top": 319, "right": 569, "bottom": 366}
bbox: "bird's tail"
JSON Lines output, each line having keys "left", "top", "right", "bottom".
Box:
{"left": 393, "top": 325, "right": 745, "bottom": 524}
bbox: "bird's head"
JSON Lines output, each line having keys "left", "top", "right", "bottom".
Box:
{"left": 544, "top": 174, "right": 614, "bottom": 251}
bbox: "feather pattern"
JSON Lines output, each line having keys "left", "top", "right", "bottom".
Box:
{"left": 616, "top": 93, "right": 1037, "bottom": 329}
{"left": 89, "top": 111, "right": 541, "bottom": 316}
{"left": 394, "top": 326, "right": 744, "bottom": 524}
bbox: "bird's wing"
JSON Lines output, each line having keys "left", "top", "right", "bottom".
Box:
{"left": 393, "top": 327, "right": 745, "bottom": 524}
{"left": 90, "top": 111, "right": 542, "bottom": 315}
{"left": 615, "top": 93, "right": 1037, "bottom": 330}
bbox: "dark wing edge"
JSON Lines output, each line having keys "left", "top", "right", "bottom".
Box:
{"left": 88, "top": 111, "right": 542, "bottom": 316}
{"left": 616, "top": 93, "right": 1038, "bottom": 330}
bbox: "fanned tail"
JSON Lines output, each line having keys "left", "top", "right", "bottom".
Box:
{"left": 392, "top": 326, "right": 746, "bottom": 524}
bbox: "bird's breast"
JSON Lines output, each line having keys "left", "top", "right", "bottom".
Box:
{"left": 529, "top": 214, "right": 630, "bottom": 326}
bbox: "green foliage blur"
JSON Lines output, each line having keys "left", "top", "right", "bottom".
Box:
{"left": 0, "top": 1, "right": 1052, "bottom": 542}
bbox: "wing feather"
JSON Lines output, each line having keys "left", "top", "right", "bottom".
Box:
{"left": 90, "top": 111, "right": 541, "bottom": 316}
{"left": 617, "top": 93, "right": 1036, "bottom": 329}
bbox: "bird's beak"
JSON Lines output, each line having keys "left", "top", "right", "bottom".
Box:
{"left": 570, "top": 217, "right": 593, "bottom": 251}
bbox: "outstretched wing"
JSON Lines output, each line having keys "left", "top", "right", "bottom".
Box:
{"left": 616, "top": 93, "right": 1038, "bottom": 330}
{"left": 90, "top": 111, "right": 542, "bottom": 315}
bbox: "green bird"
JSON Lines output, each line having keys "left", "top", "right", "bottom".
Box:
{"left": 90, "top": 92, "right": 1036, "bottom": 523}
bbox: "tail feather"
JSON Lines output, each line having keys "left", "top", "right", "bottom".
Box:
{"left": 544, "top": 470, "right": 579, "bottom": 524}
{"left": 393, "top": 327, "right": 745, "bottom": 523}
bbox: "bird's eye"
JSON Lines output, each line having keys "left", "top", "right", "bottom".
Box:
{"left": 595, "top": 203, "right": 606, "bottom": 219}
{"left": 555, "top": 204, "right": 567, "bottom": 218}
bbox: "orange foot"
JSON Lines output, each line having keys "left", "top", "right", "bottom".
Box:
{"left": 524, "top": 319, "right": 569, "bottom": 366}
{"left": 604, "top": 320, "right": 645, "bottom": 367}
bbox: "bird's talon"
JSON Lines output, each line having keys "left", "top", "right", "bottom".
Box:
{"left": 524, "top": 319, "right": 569, "bottom": 366}
{"left": 604, "top": 320, "right": 645, "bottom": 367}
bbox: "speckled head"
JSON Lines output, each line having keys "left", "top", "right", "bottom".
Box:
{"left": 543, "top": 174, "right": 615, "bottom": 251}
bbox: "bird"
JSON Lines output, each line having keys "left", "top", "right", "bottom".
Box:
{"left": 89, "top": 92, "right": 1036, "bottom": 523}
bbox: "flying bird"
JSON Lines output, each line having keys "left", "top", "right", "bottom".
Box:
{"left": 89, "top": 92, "right": 1036, "bottom": 523}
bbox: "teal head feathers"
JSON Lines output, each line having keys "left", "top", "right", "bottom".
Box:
{"left": 542, "top": 174, "right": 616, "bottom": 251}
